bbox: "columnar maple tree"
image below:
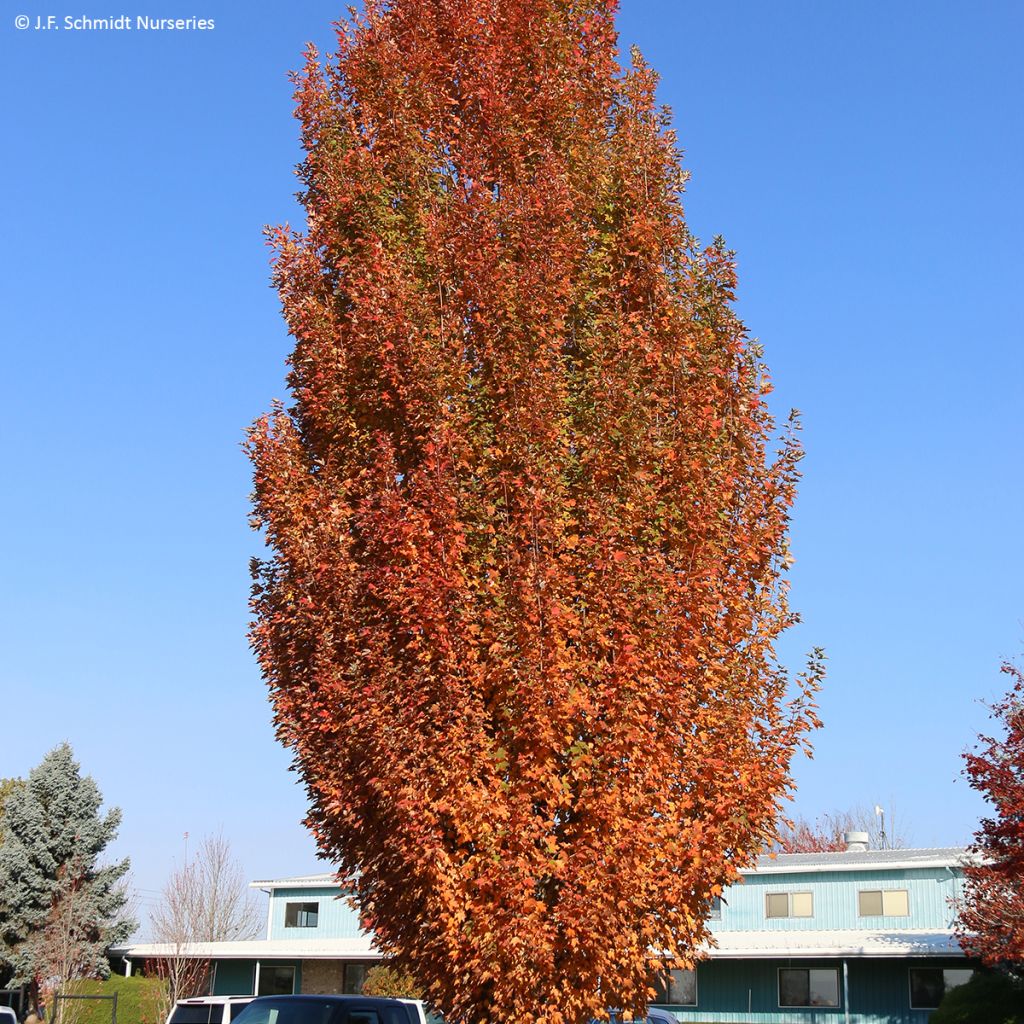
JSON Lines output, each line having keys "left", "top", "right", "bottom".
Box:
{"left": 958, "top": 661, "right": 1024, "bottom": 966}
{"left": 249, "top": 2, "right": 822, "bottom": 1022}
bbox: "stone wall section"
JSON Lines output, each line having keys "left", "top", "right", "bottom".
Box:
{"left": 301, "top": 959, "right": 346, "bottom": 994}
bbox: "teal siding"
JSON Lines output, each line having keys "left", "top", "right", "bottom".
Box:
{"left": 267, "top": 887, "right": 365, "bottom": 941}
{"left": 212, "top": 961, "right": 255, "bottom": 996}
{"left": 654, "top": 956, "right": 966, "bottom": 1024}
{"left": 248, "top": 859, "right": 967, "bottom": 1023}
{"left": 713, "top": 868, "right": 963, "bottom": 933}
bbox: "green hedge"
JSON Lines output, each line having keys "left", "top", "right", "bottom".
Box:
{"left": 931, "top": 971, "right": 1024, "bottom": 1024}
{"left": 63, "top": 975, "right": 168, "bottom": 1024}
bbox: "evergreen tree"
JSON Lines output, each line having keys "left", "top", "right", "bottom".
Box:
{"left": 0, "top": 744, "right": 134, "bottom": 1009}
{"left": 0, "top": 779, "right": 23, "bottom": 846}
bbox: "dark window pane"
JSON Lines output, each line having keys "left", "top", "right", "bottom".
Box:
{"left": 779, "top": 970, "right": 810, "bottom": 1007}
{"left": 708, "top": 897, "right": 722, "bottom": 920}
{"left": 766, "top": 893, "right": 789, "bottom": 918}
{"left": 170, "top": 1008, "right": 221, "bottom": 1024}
{"left": 346, "top": 1013, "right": 380, "bottom": 1024}
{"left": 944, "top": 969, "right": 974, "bottom": 992}
{"left": 344, "top": 963, "right": 370, "bottom": 994}
{"left": 910, "top": 969, "right": 944, "bottom": 1009}
{"left": 229, "top": 1005, "right": 253, "bottom": 1021}
{"left": 808, "top": 970, "right": 839, "bottom": 1007}
{"left": 258, "top": 967, "right": 295, "bottom": 996}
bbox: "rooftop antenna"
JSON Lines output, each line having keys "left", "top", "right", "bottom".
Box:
{"left": 874, "top": 805, "right": 887, "bottom": 850}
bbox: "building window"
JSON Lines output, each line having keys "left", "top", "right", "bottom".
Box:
{"left": 766, "top": 891, "right": 813, "bottom": 918}
{"left": 859, "top": 889, "right": 909, "bottom": 917}
{"left": 708, "top": 896, "right": 723, "bottom": 920}
{"left": 257, "top": 965, "right": 295, "bottom": 996}
{"left": 284, "top": 902, "right": 319, "bottom": 928}
{"left": 779, "top": 968, "right": 839, "bottom": 1008}
{"left": 909, "top": 968, "right": 974, "bottom": 1009}
{"left": 653, "top": 968, "right": 697, "bottom": 1006}
{"left": 344, "top": 962, "right": 371, "bottom": 994}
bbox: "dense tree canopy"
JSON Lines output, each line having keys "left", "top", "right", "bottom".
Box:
{"left": 0, "top": 744, "right": 134, "bottom": 1010}
{"left": 249, "top": 2, "right": 822, "bottom": 1022}
{"left": 958, "top": 662, "right": 1024, "bottom": 966}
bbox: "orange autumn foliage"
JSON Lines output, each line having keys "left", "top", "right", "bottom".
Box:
{"left": 248, "top": 2, "right": 822, "bottom": 1023}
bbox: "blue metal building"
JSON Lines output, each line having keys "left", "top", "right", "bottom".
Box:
{"left": 114, "top": 841, "right": 974, "bottom": 1023}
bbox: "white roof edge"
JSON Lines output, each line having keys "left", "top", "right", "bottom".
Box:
{"left": 111, "top": 939, "right": 380, "bottom": 960}
{"left": 112, "top": 930, "right": 964, "bottom": 963}
{"left": 248, "top": 876, "right": 342, "bottom": 891}
{"left": 703, "top": 946, "right": 965, "bottom": 959}
{"left": 742, "top": 858, "right": 970, "bottom": 876}
{"left": 699, "top": 929, "right": 965, "bottom": 960}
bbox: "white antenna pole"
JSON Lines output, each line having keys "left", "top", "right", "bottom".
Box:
{"left": 874, "top": 806, "right": 886, "bottom": 850}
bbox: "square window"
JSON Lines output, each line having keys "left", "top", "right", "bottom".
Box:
{"left": 882, "top": 890, "right": 909, "bottom": 916}
{"left": 284, "top": 902, "right": 319, "bottom": 928}
{"left": 909, "top": 968, "right": 973, "bottom": 1009}
{"left": 808, "top": 970, "right": 839, "bottom": 1007}
{"left": 766, "top": 893, "right": 789, "bottom": 918}
{"left": 858, "top": 890, "right": 883, "bottom": 916}
{"left": 791, "top": 892, "right": 813, "bottom": 918}
{"left": 779, "top": 969, "right": 839, "bottom": 1008}
{"left": 257, "top": 966, "right": 295, "bottom": 996}
{"left": 708, "top": 897, "right": 722, "bottom": 920}
{"left": 658, "top": 968, "right": 696, "bottom": 1006}
{"left": 944, "top": 969, "right": 974, "bottom": 990}
{"left": 344, "top": 962, "right": 370, "bottom": 994}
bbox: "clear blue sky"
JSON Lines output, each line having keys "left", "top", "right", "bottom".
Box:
{"left": 2, "top": 1, "right": 1022, "bottom": 929}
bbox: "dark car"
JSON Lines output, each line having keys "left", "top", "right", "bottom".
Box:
{"left": 600, "top": 1010, "right": 677, "bottom": 1024}
{"left": 231, "top": 996, "right": 423, "bottom": 1024}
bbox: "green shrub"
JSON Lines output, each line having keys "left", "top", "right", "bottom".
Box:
{"left": 931, "top": 971, "right": 1024, "bottom": 1024}
{"left": 360, "top": 965, "right": 423, "bottom": 999}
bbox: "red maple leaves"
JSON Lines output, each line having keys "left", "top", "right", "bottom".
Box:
{"left": 958, "top": 662, "right": 1024, "bottom": 966}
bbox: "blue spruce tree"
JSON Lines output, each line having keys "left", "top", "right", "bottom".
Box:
{"left": 0, "top": 744, "right": 135, "bottom": 1012}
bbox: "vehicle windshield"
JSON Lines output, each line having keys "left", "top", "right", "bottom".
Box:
{"left": 232, "top": 1001, "right": 417, "bottom": 1024}
{"left": 232, "top": 1001, "right": 342, "bottom": 1024}
{"left": 170, "top": 1007, "right": 226, "bottom": 1024}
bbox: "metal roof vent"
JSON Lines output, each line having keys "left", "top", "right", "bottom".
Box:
{"left": 844, "top": 831, "right": 870, "bottom": 852}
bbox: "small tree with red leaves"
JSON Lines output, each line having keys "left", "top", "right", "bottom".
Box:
{"left": 958, "top": 662, "right": 1024, "bottom": 967}
{"left": 248, "top": 2, "right": 822, "bottom": 1022}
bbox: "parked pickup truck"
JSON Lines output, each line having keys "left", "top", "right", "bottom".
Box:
{"left": 232, "top": 995, "right": 426, "bottom": 1024}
